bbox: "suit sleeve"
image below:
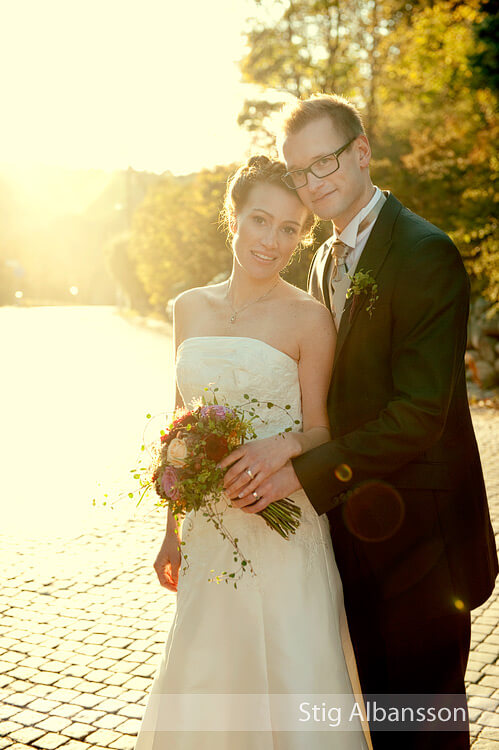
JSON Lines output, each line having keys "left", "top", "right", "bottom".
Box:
{"left": 292, "top": 234, "right": 470, "bottom": 516}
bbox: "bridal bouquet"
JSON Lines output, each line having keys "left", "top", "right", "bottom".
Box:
{"left": 132, "top": 390, "right": 302, "bottom": 585}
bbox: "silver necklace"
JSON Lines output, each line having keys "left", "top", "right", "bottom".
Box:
{"left": 226, "top": 278, "right": 280, "bottom": 324}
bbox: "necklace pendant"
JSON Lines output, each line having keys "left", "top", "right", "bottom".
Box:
{"left": 230, "top": 313, "right": 237, "bottom": 324}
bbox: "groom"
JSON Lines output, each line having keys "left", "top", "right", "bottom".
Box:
{"left": 230, "top": 94, "right": 498, "bottom": 748}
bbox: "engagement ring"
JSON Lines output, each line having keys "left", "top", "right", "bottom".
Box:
{"left": 252, "top": 491, "right": 260, "bottom": 500}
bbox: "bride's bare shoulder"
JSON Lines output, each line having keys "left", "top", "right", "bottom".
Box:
{"left": 279, "top": 283, "right": 335, "bottom": 355}
{"left": 174, "top": 282, "right": 227, "bottom": 313}
{"left": 282, "top": 281, "right": 334, "bottom": 330}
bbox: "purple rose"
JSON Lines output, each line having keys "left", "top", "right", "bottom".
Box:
{"left": 161, "top": 465, "right": 179, "bottom": 502}
{"left": 200, "top": 404, "right": 231, "bottom": 419}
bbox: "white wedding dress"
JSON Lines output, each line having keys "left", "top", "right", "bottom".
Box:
{"left": 134, "top": 336, "right": 369, "bottom": 750}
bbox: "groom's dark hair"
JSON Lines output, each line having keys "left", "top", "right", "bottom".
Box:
{"left": 281, "top": 94, "right": 366, "bottom": 143}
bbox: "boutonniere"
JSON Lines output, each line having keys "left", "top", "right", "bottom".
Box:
{"left": 346, "top": 270, "right": 379, "bottom": 320}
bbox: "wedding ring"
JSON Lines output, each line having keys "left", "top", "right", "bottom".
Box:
{"left": 246, "top": 468, "right": 254, "bottom": 479}
{"left": 252, "top": 491, "right": 260, "bottom": 500}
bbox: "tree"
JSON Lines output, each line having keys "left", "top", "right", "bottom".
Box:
{"left": 469, "top": 0, "right": 499, "bottom": 93}
{"left": 375, "top": 0, "right": 498, "bottom": 307}
{"left": 104, "top": 233, "right": 151, "bottom": 312}
{"left": 128, "top": 167, "right": 233, "bottom": 312}
{"left": 239, "top": 0, "right": 498, "bottom": 306}
{"left": 239, "top": 0, "right": 406, "bottom": 146}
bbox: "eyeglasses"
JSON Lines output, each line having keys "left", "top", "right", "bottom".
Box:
{"left": 282, "top": 136, "right": 357, "bottom": 190}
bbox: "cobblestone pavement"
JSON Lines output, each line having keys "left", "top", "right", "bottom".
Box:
{"left": 467, "top": 408, "right": 499, "bottom": 749}
{"left": 0, "top": 406, "right": 497, "bottom": 750}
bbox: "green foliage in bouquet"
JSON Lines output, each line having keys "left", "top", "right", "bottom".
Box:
{"left": 127, "top": 388, "right": 302, "bottom": 587}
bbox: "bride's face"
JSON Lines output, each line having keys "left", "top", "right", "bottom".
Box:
{"left": 231, "top": 182, "right": 308, "bottom": 279}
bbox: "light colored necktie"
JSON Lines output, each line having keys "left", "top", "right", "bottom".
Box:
{"left": 330, "top": 239, "right": 353, "bottom": 325}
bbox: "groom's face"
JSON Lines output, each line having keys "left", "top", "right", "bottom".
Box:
{"left": 282, "top": 116, "right": 369, "bottom": 229}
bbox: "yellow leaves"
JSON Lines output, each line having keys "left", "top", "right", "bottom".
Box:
{"left": 455, "top": 0, "right": 481, "bottom": 24}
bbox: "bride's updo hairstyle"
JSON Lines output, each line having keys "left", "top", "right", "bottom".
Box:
{"left": 221, "top": 154, "right": 316, "bottom": 247}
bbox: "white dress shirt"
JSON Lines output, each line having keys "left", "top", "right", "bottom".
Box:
{"left": 327, "top": 186, "right": 384, "bottom": 327}
{"left": 336, "top": 185, "right": 383, "bottom": 274}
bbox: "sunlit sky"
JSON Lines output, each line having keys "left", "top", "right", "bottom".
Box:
{"left": 0, "top": 0, "right": 279, "bottom": 175}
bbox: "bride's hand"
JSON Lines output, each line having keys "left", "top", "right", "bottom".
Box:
{"left": 153, "top": 533, "right": 182, "bottom": 592}
{"left": 219, "top": 433, "right": 300, "bottom": 501}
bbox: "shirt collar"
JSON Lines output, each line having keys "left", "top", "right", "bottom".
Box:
{"left": 333, "top": 186, "right": 381, "bottom": 248}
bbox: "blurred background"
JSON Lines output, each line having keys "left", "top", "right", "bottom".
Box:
{"left": 1, "top": 0, "right": 498, "bottom": 536}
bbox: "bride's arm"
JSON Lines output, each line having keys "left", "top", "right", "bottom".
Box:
{"left": 222, "top": 301, "right": 336, "bottom": 500}
{"left": 166, "top": 296, "right": 185, "bottom": 538}
{"left": 286, "top": 299, "right": 336, "bottom": 454}
{"left": 165, "top": 290, "right": 193, "bottom": 541}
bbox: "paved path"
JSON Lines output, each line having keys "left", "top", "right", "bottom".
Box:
{"left": 1, "top": 405, "right": 497, "bottom": 748}
{"left": 0, "top": 366, "right": 497, "bottom": 747}
{"left": 467, "top": 408, "right": 499, "bottom": 748}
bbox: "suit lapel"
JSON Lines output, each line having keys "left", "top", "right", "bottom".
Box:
{"left": 320, "top": 240, "right": 333, "bottom": 309}
{"left": 333, "top": 192, "right": 403, "bottom": 368}
{"left": 308, "top": 238, "right": 333, "bottom": 307}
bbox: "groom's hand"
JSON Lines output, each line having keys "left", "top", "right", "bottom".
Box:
{"left": 230, "top": 462, "right": 302, "bottom": 514}
{"left": 219, "top": 434, "right": 300, "bottom": 500}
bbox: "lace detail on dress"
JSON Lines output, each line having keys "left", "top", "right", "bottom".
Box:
{"left": 176, "top": 336, "right": 302, "bottom": 439}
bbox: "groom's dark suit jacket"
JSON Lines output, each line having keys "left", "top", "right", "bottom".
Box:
{"left": 293, "top": 192, "right": 498, "bottom": 624}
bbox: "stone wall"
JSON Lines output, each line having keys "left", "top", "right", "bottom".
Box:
{"left": 466, "top": 297, "right": 499, "bottom": 393}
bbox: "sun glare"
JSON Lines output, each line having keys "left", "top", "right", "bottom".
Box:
{"left": 0, "top": 0, "right": 256, "bottom": 174}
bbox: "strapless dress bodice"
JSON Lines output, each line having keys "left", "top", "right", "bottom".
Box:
{"left": 176, "top": 336, "right": 302, "bottom": 439}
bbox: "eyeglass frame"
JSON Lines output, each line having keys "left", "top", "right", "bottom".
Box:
{"left": 281, "top": 136, "right": 358, "bottom": 190}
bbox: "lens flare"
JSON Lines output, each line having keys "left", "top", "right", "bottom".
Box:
{"left": 334, "top": 464, "right": 352, "bottom": 482}
{"left": 343, "top": 481, "right": 405, "bottom": 542}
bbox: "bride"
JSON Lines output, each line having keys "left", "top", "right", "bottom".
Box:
{"left": 134, "top": 155, "right": 371, "bottom": 749}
